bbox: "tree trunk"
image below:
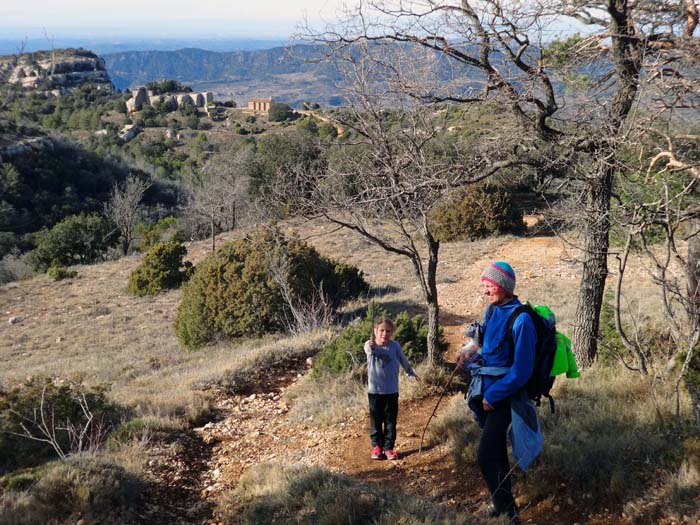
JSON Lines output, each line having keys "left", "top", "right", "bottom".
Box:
{"left": 425, "top": 234, "right": 440, "bottom": 366}
{"left": 573, "top": 162, "right": 613, "bottom": 368}
{"left": 688, "top": 218, "right": 700, "bottom": 433}
{"left": 688, "top": 217, "right": 700, "bottom": 324}
{"left": 572, "top": 0, "right": 642, "bottom": 369}
{"left": 210, "top": 218, "right": 216, "bottom": 252}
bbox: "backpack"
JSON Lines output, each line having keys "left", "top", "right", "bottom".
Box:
{"left": 487, "top": 302, "right": 578, "bottom": 412}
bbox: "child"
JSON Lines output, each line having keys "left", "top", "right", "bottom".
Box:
{"left": 364, "top": 317, "right": 419, "bottom": 460}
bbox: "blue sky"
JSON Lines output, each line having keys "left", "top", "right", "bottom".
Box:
{"left": 1, "top": 0, "right": 348, "bottom": 39}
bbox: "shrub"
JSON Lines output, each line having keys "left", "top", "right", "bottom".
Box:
{"left": 296, "top": 117, "right": 319, "bottom": 135}
{"left": 268, "top": 102, "right": 294, "bottom": 122}
{"left": 430, "top": 184, "right": 525, "bottom": 241}
{"left": 174, "top": 228, "right": 368, "bottom": 349}
{"left": 318, "top": 121, "right": 338, "bottom": 140}
{"left": 0, "top": 377, "right": 124, "bottom": 471}
{"left": 46, "top": 264, "right": 78, "bottom": 281}
{"left": 0, "top": 455, "right": 141, "bottom": 525}
{"left": 136, "top": 216, "right": 179, "bottom": 252}
{"left": 145, "top": 79, "right": 192, "bottom": 95}
{"left": 30, "top": 213, "right": 116, "bottom": 272}
{"left": 127, "top": 241, "right": 193, "bottom": 296}
{"left": 313, "top": 304, "right": 446, "bottom": 375}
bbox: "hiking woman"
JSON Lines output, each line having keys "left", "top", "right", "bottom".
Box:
{"left": 456, "top": 261, "right": 539, "bottom": 524}
{"left": 364, "top": 317, "right": 419, "bottom": 460}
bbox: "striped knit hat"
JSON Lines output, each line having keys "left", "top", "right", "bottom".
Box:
{"left": 481, "top": 261, "right": 516, "bottom": 295}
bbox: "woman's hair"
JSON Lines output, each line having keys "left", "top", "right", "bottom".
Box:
{"left": 374, "top": 317, "right": 396, "bottom": 330}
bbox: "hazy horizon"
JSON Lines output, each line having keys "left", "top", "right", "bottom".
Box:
{"left": 2, "top": 0, "right": 346, "bottom": 41}
{"left": 0, "top": 34, "right": 292, "bottom": 56}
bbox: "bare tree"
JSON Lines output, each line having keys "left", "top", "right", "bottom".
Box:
{"left": 609, "top": 132, "right": 700, "bottom": 428}
{"left": 7, "top": 384, "right": 110, "bottom": 459}
{"left": 104, "top": 175, "right": 150, "bottom": 255}
{"left": 299, "top": 0, "right": 700, "bottom": 368}
{"left": 265, "top": 43, "right": 532, "bottom": 364}
{"left": 268, "top": 248, "right": 334, "bottom": 334}
{"left": 187, "top": 147, "right": 251, "bottom": 252}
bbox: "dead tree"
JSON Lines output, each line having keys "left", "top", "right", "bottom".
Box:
{"left": 104, "top": 175, "right": 150, "bottom": 256}
{"left": 300, "top": 0, "right": 700, "bottom": 368}
{"left": 187, "top": 147, "right": 250, "bottom": 252}
{"left": 265, "top": 45, "right": 531, "bottom": 364}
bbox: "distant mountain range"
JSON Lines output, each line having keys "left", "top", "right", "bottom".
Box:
{"left": 0, "top": 37, "right": 287, "bottom": 56}
{"left": 103, "top": 45, "right": 346, "bottom": 108}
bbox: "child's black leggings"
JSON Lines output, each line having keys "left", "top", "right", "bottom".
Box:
{"left": 477, "top": 398, "right": 517, "bottom": 516}
{"left": 368, "top": 393, "right": 399, "bottom": 450}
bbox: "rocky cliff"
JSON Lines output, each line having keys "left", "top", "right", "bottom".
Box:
{"left": 0, "top": 48, "right": 114, "bottom": 95}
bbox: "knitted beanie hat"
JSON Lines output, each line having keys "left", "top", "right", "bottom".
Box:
{"left": 481, "top": 261, "right": 516, "bottom": 295}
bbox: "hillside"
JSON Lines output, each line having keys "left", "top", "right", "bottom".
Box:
{"left": 2, "top": 221, "right": 690, "bottom": 525}
{"left": 104, "top": 45, "right": 345, "bottom": 107}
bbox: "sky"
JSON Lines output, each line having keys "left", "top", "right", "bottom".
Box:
{"left": 1, "top": 0, "right": 348, "bottom": 39}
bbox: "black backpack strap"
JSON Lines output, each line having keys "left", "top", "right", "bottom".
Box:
{"left": 485, "top": 304, "right": 495, "bottom": 324}
{"left": 497, "top": 305, "right": 530, "bottom": 354}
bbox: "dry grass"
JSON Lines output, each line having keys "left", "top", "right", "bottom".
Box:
{"left": 0, "top": 454, "right": 141, "bottom": 525}
{"left": 216, "top": 461, "right": 480, "bottom": 525}
{"left": 0, "top": 233, "right": 334, "bottom": 426}
{"left": 284, "top": 371, "right": 367, "bottom": 426}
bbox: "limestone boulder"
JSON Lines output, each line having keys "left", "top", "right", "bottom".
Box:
{"left": 118, "top": 124, "right": 141, "bottom": 142}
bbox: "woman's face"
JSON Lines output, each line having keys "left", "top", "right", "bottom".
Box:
{"left": 374, "top": 323, "right": 394, "bottom": 346}
{"left": 481, "top": 279, "right": 510, "bottom": 305}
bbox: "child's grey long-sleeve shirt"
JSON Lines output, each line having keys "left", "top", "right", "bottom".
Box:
{"left": 364, "top": 339, "right": 416, "bottom": 394}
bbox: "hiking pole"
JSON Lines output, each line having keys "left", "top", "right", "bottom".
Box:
{"left": 419, "top": 363, "right": 459, "bottom": 454}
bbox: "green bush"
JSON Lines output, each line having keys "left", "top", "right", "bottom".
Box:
{"left": 174, "top": 228, "right": 368, "bottom": 349}
{"left": 136, "top": 216, "right": 179, "bottom": 252}
{"left": 268, "top": 102, "right": 294, "bottom": 122}
{"left": 47, "top": 264, "right": 78, "bottom": 281}
{"left": 318, "top": 121, "right": 338, "bottom": 140}
{"left": 0, "top": 377, "right": 124, "bottom": 471}
{"left": 0, "top": 455, "right": 141, "bottom": 525}
{"left": 313, "top": 304, "right": 446, "bottom": 375}
{"left": 30, "top": 213, "right": 116, "bottom": 272}
{"left": 145, "top": 79, "right": 192, "bottom": 94}
{"left": 430, "top": 184, "right": 524, "bottom": 241}
{"left": 127, "top": 241, "right": 193, "bottom": 296}
{"left": 296, "top": 117, "right": 319, "bottom": 135}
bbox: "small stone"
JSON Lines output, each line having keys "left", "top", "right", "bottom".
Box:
{"left": 8, "top": 316, "right": 18, "bottom": 325}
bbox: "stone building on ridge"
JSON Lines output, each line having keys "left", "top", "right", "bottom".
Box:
{"left": 248, "top": 97, "right": 272, "bottom": 112}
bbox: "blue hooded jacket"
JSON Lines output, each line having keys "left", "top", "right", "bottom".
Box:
{"left": 480, "top": 297, "right": 537, "bottom": 404}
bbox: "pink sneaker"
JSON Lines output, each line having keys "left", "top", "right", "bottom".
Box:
{"left": 371, "top": 445, "right": 383, "bottom": 460}
{"left": 384, "top": 449, "right": 399, "bottom": 460}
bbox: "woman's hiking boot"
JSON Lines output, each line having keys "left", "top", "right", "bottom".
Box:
{"left": 487, "top": 504, "right": 520, "bottom": 524}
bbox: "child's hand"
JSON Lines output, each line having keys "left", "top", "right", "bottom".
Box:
{"left": 369, "top": 333, "right": 376, "bottom": 349}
